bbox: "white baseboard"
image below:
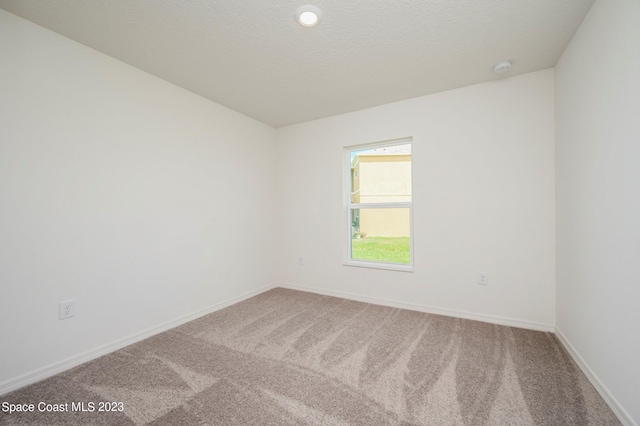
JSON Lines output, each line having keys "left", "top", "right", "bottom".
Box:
{"left": 555, "top": 327, "right": 636, "bottom": 426}
{"left": 0, "top": 283, "right": 277, "bottom": 396}
{"left": 277, "top": 282, "right": 555, "bottom": 332}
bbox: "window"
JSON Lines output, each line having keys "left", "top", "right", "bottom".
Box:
{"left": 345, "top": 138, "right": 413, "bottom": 271}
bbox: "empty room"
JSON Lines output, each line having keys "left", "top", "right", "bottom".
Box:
{"left": 0, "top": 0, "right": 638, "bottom": 425}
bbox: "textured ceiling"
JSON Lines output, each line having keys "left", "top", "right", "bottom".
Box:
{"left": 0, "top": 0, "right": 595, "bottom": 127}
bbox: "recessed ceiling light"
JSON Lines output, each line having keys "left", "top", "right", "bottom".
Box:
{"left": 296, "top": 5, "right": 322, "bottom": 27}
{"left": 493, "top": 60, "right": 512, "bottom": 74}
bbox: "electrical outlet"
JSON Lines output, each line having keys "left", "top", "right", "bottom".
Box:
{"left": 298, "top": 257, "right": 304, "bottom": 266}
{"left": 59, "top": 299, "right": 75, "bottom": 320}
{"left": 478, "top": 272, "right": 488, "bottom": 285}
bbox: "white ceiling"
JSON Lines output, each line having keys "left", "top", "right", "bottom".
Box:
{"left": 0, "top": 0, "right": 595, "bottom": 128}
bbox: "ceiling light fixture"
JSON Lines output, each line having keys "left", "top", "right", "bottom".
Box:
{"left": 296, "top": 5, "right": 322, "bottom": 27}
{"left": 493, "top": 60, "right": 512, "bottom": 74}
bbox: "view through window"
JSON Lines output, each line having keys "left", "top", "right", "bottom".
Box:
{"left": 346, "top": 139, "right": 412, "bottom": 270}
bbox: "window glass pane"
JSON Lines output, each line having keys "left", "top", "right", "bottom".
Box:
{"left": 350, "top": 144, "right": 411, "bottom": 204}
{"left": 351, "top": 208, "right": 410, "bottom": 264}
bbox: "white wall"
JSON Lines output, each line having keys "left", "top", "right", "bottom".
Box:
{"left": 9, "top": 4, "right": 637, "bottom": 421}
{"left": 555, "top": 0, "right": 640, "bottom": 423}
{"left": 0, "top": 9, "right": 277, "bottom": 389}
{"left": 276, "top": 69, "right": 556, "bottom": 330}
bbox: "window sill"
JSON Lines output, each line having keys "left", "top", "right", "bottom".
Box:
{"left": 343, "top": 260, "right": 414, "bottom": 272}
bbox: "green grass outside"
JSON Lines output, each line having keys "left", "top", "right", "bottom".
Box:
{"left": 351, "top": 236, "right": 410, "bottom": 264}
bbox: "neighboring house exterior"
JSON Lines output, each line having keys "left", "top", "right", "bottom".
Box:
{"left": 351, "top": 145, "right": 411, "bottom": 237}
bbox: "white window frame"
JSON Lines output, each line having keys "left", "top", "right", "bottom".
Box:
{"left": 344, "top": 137, "right": 414, "bottom": 272}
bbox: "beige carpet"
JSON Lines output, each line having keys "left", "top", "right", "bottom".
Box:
{"left": 0, "top": 288, "right": 619, "bottom": 425}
